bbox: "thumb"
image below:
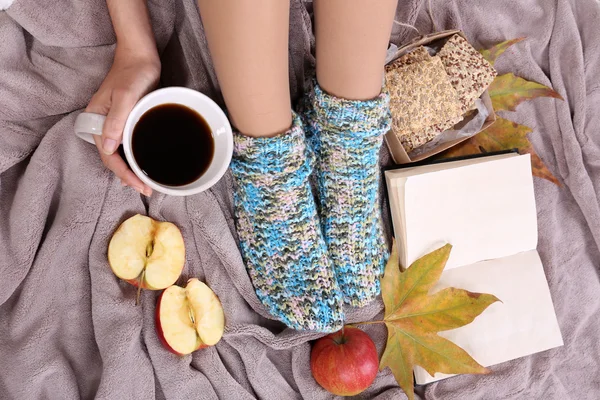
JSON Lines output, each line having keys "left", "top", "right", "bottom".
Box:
{"left": 101, "top": 89, "right": 137, "bottom": 155}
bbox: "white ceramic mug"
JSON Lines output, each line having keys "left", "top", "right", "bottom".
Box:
{"left": 74, "top": 87, "right": 233, "bottom": 196}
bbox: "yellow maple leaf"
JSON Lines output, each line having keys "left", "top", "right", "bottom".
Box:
{"left": 377, "top": 242, "right": 499, "bottom": 400}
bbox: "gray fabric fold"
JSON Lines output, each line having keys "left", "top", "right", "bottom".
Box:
{"left": 1, "top": 0, "right": 598, "bottom": 399}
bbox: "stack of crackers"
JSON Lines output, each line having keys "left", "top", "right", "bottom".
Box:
{"left": 385, "top": 34, "right": 496, "bottom": 153}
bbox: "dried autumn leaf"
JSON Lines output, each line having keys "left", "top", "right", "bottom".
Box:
{"left": 437, "top": 117, "right": 561, "bottom": 186}
{"left": 489, "top": 73, "right": 563, "bottom": 112}
{"left": 433, "top": 37, "right": 562, "bottom": 185}
{"left": 442, "top": 117, "right": 531, "bottom": 155}
{"left": 530, "top": 152, "right": 561, "bottom": 186}
{"left": 480, "top": 37, "right": 525, "bottom": 65}
{"left": 378, "top": 243, "right": 499, "bottom": 400}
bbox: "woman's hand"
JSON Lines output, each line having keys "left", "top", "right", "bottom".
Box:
{"left": 86, "top": 47, "right": 160, "bottom": 196}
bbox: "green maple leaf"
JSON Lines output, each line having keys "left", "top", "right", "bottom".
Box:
{"left": 488, "top": 73, "right": 563, "bottom": 112}
{"left": 479, "top": 37, "right": 525, "bottom": 65}
{"left": 376, "top": 243, "right": 499, "bottom": 400}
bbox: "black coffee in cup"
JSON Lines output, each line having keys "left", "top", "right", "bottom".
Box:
{"left": 132, "top": 104, "right": 214, "bottom": 186}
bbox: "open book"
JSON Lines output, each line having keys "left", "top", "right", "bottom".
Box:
{"left": 384, "top": 152, "right": 563, "bottom": 384}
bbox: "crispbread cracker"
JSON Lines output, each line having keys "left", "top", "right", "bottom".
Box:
{"left": 386, "top": 46, "right": 431, "bottom": 70}
{"left": 385, "top": 56, "right": 463, "bottom": 152}
{"left": 438, "top": 34, "right": 497, "bottom": 112}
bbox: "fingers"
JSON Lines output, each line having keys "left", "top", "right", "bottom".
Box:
{"left": 93, "top": 135, "right": 153, "bottom": 196}
{"left": 101, "top": 89, "right": 138, "bottom": 155}
{"left": 85, "top": 75, "right": 154, "bottom": 196}
{"left": 104, "top": 152, "right": 153, "bottom": 196}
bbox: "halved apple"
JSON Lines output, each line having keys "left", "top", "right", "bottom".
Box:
{"left": 108, "top": 214, "right": 185, "bottom": 291}
{"left": 156, "top": 278, "right": 225, "bottom": 355}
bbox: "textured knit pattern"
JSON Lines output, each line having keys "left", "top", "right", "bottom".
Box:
{"left": 230, "top": 113, "right": 344, "bottom": 332}
{"left": 303, "top": 82, "right": 391, "bottom": 307}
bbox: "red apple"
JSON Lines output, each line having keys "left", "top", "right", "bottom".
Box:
{"left": 310, "top": 327, "right": 378, "bottom": 396}
{"left": 108, "top": 214, "right": 185, "bottom": 290}
{"left": 156, "top": 278, "right": 225, "bottom": 355}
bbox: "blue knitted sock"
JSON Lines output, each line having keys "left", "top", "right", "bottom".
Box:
{"left": 230, "top": 113, "right": 344, "bottom": 332}
{"left": 303, "top": 82, "right": 391, "bottom": 307}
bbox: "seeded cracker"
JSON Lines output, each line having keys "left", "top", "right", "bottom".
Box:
{"left": 386, "top": 46, "right": 431, "bottom": 70}
{"left": 385, "top": 56, "right": 463, "bottom": 152}
{"left": 438, "top": 34, "right": 497, "bottom": 112}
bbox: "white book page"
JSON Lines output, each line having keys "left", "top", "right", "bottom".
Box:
{"left": 404, "top": 154, "right": 538, "bottom": 270}
{"left": 414, "top": 250, "right": 563, "bottom": 385}
{"left": 385, "top": 175, "right": 408, "bottom": 265}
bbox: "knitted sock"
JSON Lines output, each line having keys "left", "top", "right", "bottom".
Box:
{"left": 303, "top": 82, "right": 391, "bottom": 307}
{"left": 230, "top": 113, "right": 344, "bottom": 332}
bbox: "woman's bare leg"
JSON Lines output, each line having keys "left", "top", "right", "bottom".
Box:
{"left": 314, "top": 0, "right": 398, "bottom": 100}
{"left": 197, "top": 0, "right": 292, "bottom": 137}
{"left": 306, "top": 0, "right": 397, "bottom": 306}
{"left": 197, "top": 0, "right": 344, "bottom": 332}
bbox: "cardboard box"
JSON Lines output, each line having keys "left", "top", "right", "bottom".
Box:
{"left": 384, "top": 30, "right": 497, "bottom": 164}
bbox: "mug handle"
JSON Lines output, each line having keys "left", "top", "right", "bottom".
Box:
{"left": 74, "top": 112, "right": 107, "bottom": 144}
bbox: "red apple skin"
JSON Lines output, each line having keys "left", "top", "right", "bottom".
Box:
{"left": 155, "top": 291, "right": 208, "bottom": 355}
{"left": 125, "top": 279, "right": 142, "bottom": 288}
{"left": 126, "top": 278, "right": 158, "bottom": 290}
{"left": 310, "top": 327, "right": 379, "bottom": 396}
